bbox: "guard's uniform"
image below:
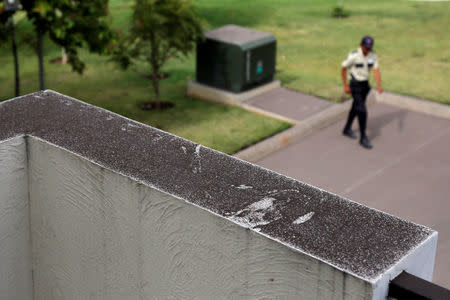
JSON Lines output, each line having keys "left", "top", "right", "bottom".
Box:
{"left": 342, "top": 47, "right": 379, "bottom": 140}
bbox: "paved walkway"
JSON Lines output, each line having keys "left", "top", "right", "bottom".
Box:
{"left": 244, "top": 90, "right": 450, "bottom": 288}
{"left": 245, "top": 87, "right": 332, "bottom": 122}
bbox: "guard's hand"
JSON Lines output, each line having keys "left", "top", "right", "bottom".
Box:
{"left": 345, "top": 85, "right": 351, "bottom": 94}
{"left": 377, "top": 87, "right": 383, "bottom": 94}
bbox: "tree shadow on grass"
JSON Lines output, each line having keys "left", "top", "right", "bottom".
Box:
{"left": 197, "top": 5, "right": 273, "bottom": 29}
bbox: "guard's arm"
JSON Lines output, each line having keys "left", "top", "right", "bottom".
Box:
{"left": 341, "top": 67, "right": 351, "bottom": 94}
{"left": 374, "top": 68, "right": 383, "bottom": 93}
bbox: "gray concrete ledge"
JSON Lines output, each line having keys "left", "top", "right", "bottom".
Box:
{"left": 0, "top": 90, "right": 436, "bottom": 287}
{"left": 186, "top": 80, "right": 281, "bottom": 106}
{"left": 376, "top": 92, "right": 450, "bottom": 120}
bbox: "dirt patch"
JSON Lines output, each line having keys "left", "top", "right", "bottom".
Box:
{"left": 49, "top": 57, "right": 68, "bottom": 64}
{"left": 141, "top": 73, "right": 170, "bottom": 80}
{"left": 138, "top": 101, "right": 174, "bottom": 111}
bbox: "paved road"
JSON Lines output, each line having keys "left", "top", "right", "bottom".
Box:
{"left": 256, "top": 102, "right": 450, "bottom": 288}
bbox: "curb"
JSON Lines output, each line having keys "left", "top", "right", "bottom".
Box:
{"left": 188, "top": 80, "right": 449, "bottom": 163}
{"left": 186, "top": 80, "right": 281, "bottom": 106}
{"left": 376, "top": 92, "right": 450, "bottom": 120}
{"left": 234, "top": 101, "right": 351, "bottom": 162}
{"left": 240, "top": 103, "right": 299, "bottom": 125}
{"left": 234, "top": 90, "right": 377, "bottom": 162}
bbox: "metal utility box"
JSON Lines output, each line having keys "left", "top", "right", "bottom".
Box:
{"left": 196, "top": 25, "right": 276, "bottom": 93}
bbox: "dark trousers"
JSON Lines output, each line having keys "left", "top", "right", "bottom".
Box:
{"left": 344, "top": 80, "right": 371, "bottom": 139}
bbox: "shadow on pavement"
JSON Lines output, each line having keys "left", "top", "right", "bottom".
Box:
{"left": 368, "top": 109, "right": 408, "bottom": 140}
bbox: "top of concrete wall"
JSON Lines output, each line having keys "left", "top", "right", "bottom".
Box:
{"left": 0, "top": 91, "right": 434, "bottom": 282}
{"left": 204, "top": 24, "right": 275, "bottom": 47}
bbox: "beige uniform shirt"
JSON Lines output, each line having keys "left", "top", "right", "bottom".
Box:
{"left": 342, "top": 47, "right": 379, "bottom": 82}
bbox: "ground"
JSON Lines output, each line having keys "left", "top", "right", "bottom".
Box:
{"left": 1, "top": 0, "right": 449, "bottom": 290}
{"left": 252, "top": 98, "right": 450, "bottom": 288}
{"left": 1, "top": 0, "right": 449, "bottom": 154}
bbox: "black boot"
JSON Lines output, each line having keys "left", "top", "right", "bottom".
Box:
{"left": 357, "top": 111, "right": 372, "bottom": 148}
{"left": 343, "top": 109, "right": 357, "bottom": 139}
{"left": 343, "top": 128, "right": 357, "bottom": 139}
{"left": 360, "top": 136, "right": 373, "bottom": 149}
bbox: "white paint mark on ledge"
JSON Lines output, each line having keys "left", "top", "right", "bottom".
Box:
{"left": 293, "top": 212, "right": 315, "bottom": 224}
{"left": 152, "top": 134, "right": 163, "bottom": 142}
{"left": 230, "top": 197, "right": 278, "bottom": 228}
{"left": 195, "top": 144, "right": 201, "bottom": 155}
{"left": 236, "top": 184, "right": 253, "bottom": 190}
{"left": 247, "top": 197, "right": 274, "bottom": 211}
{"left": 192, "top": 144, "right": 202, "bottom": 174}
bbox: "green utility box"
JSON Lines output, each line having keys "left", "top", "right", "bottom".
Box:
{"left": 196, "top": 25, "right": 276, "bottom": 93}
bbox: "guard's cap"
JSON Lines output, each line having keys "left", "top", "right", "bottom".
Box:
{"left": 361, "top": 35, "right": 374, "bottom": 49}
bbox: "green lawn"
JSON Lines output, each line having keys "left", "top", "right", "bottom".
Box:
{"left": 1, "top": 0, "right": 449, "bottom": 153}
{"left": 197, "top": 0, "right": 450, "bottom": 104}
{"left": 0, "top": 0, "right": 291, "bottom": 155}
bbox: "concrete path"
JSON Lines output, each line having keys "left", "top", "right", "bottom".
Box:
{"left": 236, "top": 88, "right": 363, "bottom": 161}
{"left": 244, "top": 87, "right": 332, "bottom": 122}
{"left": 255, "top": 102, "right": 450, "bottom": 288}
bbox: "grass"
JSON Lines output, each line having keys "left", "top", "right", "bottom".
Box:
{"left": 0, "top": 0, "right": 291, "bottom": 155}
{"left": 1, "top": 0, "right": 449, "bottom": 153}
{"left": 196, "top": 0, "right": 450, "bottom": 104}
{"left": 0, "top": 46, "right": 291, "bottom": 154}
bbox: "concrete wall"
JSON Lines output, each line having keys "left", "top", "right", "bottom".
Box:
{"left": 0, "top": 137, "right": 33, "bottom": 300}
{"left": 28, "top": 137, "right": 373, "bottom": 299}
{"left": 0, "top": 92, "right": 442, "bottom": 299}
{"left": 0, "top": 134, "right": 438, "bottom": 300}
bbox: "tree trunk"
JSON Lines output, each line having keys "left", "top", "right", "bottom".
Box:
{"left": 61, "top": 47, "right": 68, "bottom": 64}
{"left": 10, "top": 18, "right": 20, "bottom": 97}
{"left": 151, "top": 69, "right": 160, "bottom": 99}
{"left": 37, "top": 29, "right": 45, "bottom": 90}
{"left": 149, "top": 32, "right": 161, "bottom": 108}
{"left": 151, "top": 67, "right": 160, "bottom": 109}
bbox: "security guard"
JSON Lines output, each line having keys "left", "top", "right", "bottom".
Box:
{"left": 341, "top": 35, "right": 382, "bottom": 149}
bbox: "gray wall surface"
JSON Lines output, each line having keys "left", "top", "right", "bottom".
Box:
{"left": 0, "top": 133, "right": 438, "bottom": 300}
{"left": 28, "top": 137, "right": 373, "bottom": 299}
{"left": 0, "top": 137, "right": 33, "bottom": 300}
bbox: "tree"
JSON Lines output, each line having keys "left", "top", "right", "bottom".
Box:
{"left": 113, "top": 0, "right": 203, "bottom": 107}
{"left": 20, "top": 0, "right": 114, "bottom": 90}
{"left": 332, "top": 0, "right": 349, "bottom": 18}
{"left": 0, "top": 2, "right": 20, "bottom": 96}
